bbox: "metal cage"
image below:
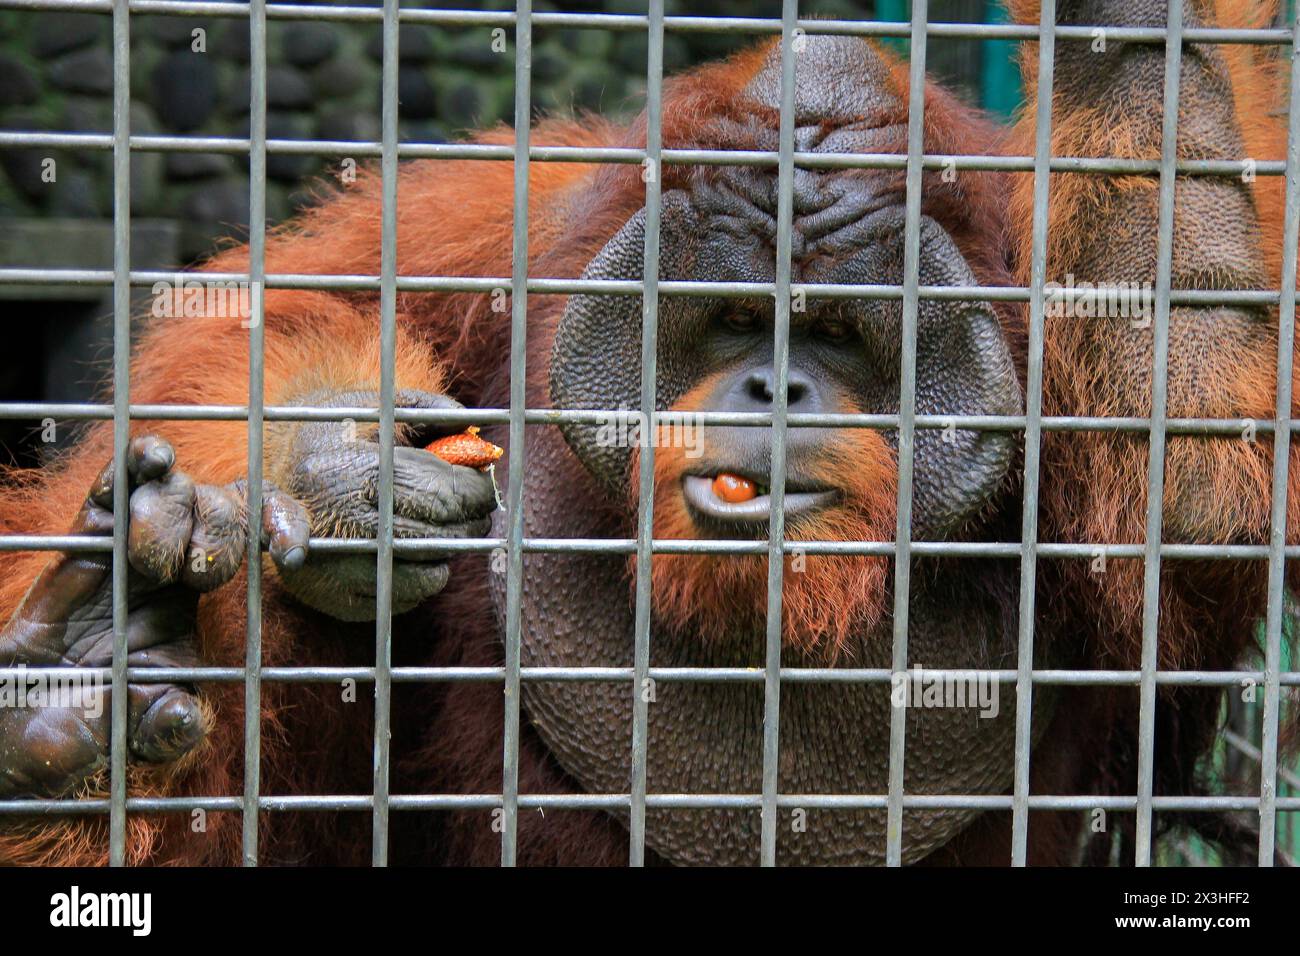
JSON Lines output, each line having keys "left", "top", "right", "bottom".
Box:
{"left": 0, "top": 0, "right": 1297, "bottom": 867}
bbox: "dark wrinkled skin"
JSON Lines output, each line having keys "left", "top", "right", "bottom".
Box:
{"left": 0, "top": 390, "right": 496, "bottom": 797}
{"left": 526, "top": 34, "right": 1040, "bottom": 865}
{"left": 268, "top": 389, "right": 498, "bottom": 621}
{"left": 0, "top": 435, "right": 308, "bottom": 797}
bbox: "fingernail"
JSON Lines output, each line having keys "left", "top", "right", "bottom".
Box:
{"left": 150, "top": 445, "right": 174, "bottom": 472}
{"left": 282, "top": 546, "right": 306, "bottom": 570}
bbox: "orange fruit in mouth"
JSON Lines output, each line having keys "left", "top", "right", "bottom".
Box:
{"left": 712, "top": 472, "right": 758, "bottom": 503}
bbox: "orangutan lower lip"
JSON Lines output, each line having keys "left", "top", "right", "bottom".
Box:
{"left": 682, "top": 475, "right": 837, "bottom": 523}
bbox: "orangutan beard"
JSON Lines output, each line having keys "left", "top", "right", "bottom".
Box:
{"left": 627, "top": 424, "right": 898, "bottom": 664}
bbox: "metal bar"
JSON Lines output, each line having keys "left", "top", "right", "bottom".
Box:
{"left": 757, "top": 0, "right": 798, "bottom": 869}
{"left": 369, "top": 0, "right": 400, "bottom": 868}
{"left": 5, "top": 664, "right": 1296, "bottom": 686}
{"left": 499, "top": 0, "right": 532, "bottom": 868}
{"left": 885, "top": 0, "right": 929, "bottom": 869}
{"left": 1255, "top": 1, "right": 1300, "bottom": 869}
{"left": 0, "top": 1, "right": 1288, "bottom": 44}
{"left": 1, "top": 130, "right": 1291, "bottom": 178}
{"left": 0, "top": 402, "right": 1290, "bottom": 437}
{"left": 1134, "top": 0, "right": 1185, "bottom": 867}
{"left": 107, "top": 0, "right": 132, "bottom": 868}
{"left": 18, "top": 535, "right": 1300, "bottom": 561}
{"left": 0, "top": 0, "right": 1295, "bottom": 870}
{"left": 1011, "top": 0, "right": 1055, "bottom": 867}
{"left": 240, "top": 0, "right": 268, "bottom": 868}
{"left": 627, "top": 0, "right": 665, "bottom": 868}
{"left": 4, "top": 791, "right": 1297, "bottom": 814}
{"left": 15, "top": 533, "right": 1300, "bottom": 562}
{"left": 3, "top": 266, "right": 1295, "bottom": 307}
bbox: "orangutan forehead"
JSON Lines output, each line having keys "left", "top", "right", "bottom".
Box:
{"left": 742, "top": 35, "right": 902, "bottom": 129}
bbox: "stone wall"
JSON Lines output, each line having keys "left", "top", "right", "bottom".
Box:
{"left": 0, "top": 1, "right": 988, "bottom": 262}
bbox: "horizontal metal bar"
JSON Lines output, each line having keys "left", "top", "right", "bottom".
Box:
{"left": 0, "top": 268, "right": 1285, "bottom": 311}
{"left": 0, "top": 402, "right": 1284, "bottom": 439}
{"left": 3, "top": 534, "right": 1299, "bottom": 562}
{"left": 0, "top": 132, "right": 1284, "bottom": 179}
{"left": 0, "top": 0, "right": 1293, "bottom": 864}
{"left": 1, "top": 793, "right": 1295, "bottom": 815}
{"left": 0, "top": 1, "right": 1289, "bottom": 45}
{"left": 2, "top": 665, "right": 1293, "bottom": 686}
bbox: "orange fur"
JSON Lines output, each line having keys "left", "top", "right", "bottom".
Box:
{"left": 630, "top": 379, "right": 897, "bottom": 662}
{"left": 0, "top": 67, "right": 779, "bottom": 864}
{"left": 0, "top": 126, "right": 612, "bottom": 865}
{"left": 1003, "top": 0, "right": 1296, "bottom": 670}
{"left": 1, "top": 16, "right": 1293, "bottom": 864}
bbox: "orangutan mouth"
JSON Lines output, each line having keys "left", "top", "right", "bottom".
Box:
{"left": 681, "top": 473, "right": 838, "bottom": 524}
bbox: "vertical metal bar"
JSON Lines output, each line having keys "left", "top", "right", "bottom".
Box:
{"left": 628, "top": 0, "right": 664, "bottom": 868}
{"left": 371, "top": 0, "right": 400, "bottom": 867}
{"left": 1134, "top": 0, "right": 1185, "bottom": 867}
{"left": 1256, "top": 0, "right": 1300, "bottom": 869}
{"left": 107, "top": 0, "right": 131, "bottom": 867}
{"left": 758, "top": 0, "right": 798, "bottom": 868}
{"left": 1010, "top": 0, "right": 1056, "bottom": 866}
{"left": 242, "top": 0, "right": 268, "bottom": 867}
{"left": 500, "top": 0, "right": 532, "bottom": 867}
{"left": 884, "top": 0, "right": 928, "bottom": 869}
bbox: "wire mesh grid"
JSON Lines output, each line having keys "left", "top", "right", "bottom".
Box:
{"left": 0, "top": 0, "right": 1295, "bottom": 867}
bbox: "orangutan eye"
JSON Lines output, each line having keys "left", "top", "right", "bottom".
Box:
{"left": 816, "top": 320, "right": 854, "bottom": 343}
{"left": 721, "top": 311, "right": 758, "bottom": 334}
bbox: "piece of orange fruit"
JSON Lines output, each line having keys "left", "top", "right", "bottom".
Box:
{"left": 424, "top": 426, "right": 503, "bottom": 470}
